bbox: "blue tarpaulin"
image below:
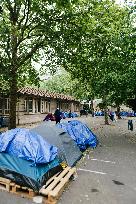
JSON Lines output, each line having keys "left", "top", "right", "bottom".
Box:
{"left": 60, "top": 112, "right": 79, "bottom": 119}
{"left": 31, "top": 122, "right": 82, "bottom": 167}
{"left": 57, "top": 120, "right": 98, "bottom": 150}
{"left": 0, "top": 128, "right": 58, "bottom": 165}
{"left": 95, "top": 111, "right": 104, "bottom": 116}
{"left": 120, "top": 111, "right": 135, "bottom": 117}
{"left": 0, "top": 152, "right": 61, "bottom": 191}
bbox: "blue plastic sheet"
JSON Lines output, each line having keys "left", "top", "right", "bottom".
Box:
{"left": 0, "top": 152, "right": 61, "bottom": 191}
{"left": 0, "top": 128, "right": 58, "bottom": 165}
{"left": 95, "top": 111, "right": 104, "bottom": 116}
{"left": 60, "top": 112, "right": 79, "bottom": 119}
{"left": 120, "top": 111, "right": 135, "bottom": 117}
{"left": 57, "top": 120, "right": 98, "bottom": 150}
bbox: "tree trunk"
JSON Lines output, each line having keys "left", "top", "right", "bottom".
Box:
{"left": 9, "top": 17, "right": 18, "bottom": 129}
{"left": 103, "top": 95, "right": 109, "bottom": 125}
{"left": 117, "top": 105, "right": 121, "bottom": 119}
{"left": 90, "top": 100, "right": 93, "bottom": 110}
{"left": 9, "top": 74, "right": 17, "bottom": 129}
{"left": 104, "top": 108, "right": 109, "bottom": 125}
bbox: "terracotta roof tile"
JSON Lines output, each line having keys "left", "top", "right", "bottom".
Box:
{"left": 18, "top": 87, "right": 76, "bottom": 101}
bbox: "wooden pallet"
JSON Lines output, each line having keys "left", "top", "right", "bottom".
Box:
{"left": 40, "top": 166, "right": 76, "bottom": 204}
{"left": 10, "top": 183, "right": 37, "bottom": 199}
{"left": 0, "top": 166, "right": 76, "bottom": 203}
{"left": 0, "top": 177, "right": 36, "bottom": 198}
{"left": 0, "top": 177, "right": 11, "bottom": 192}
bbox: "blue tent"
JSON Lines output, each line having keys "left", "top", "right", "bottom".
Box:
{"left": 0, "top": 152, "right": 61, "bottom": 191}
{"left": 57, "top": 120, "right": 98, "bottom": 150}
{"left": 0, "top": 128, "right": 62, "bottom": 191}
{"left": 0, "top": 128, "right": 58, "bottom": 165}
{"left": 31, "top": 122, "right": 82, "bottom": 167}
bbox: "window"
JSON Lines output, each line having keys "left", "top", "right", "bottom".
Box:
{"left": 28, "top": 98, "right": 33, "bottom": 112}
{"left": 56, "top": 102, "right": 59, "bottom": 108}
{"left": 38, "top": 99, "right": 41, "bottom": 112}
{"left": 48, "top": 100, "right": 50, "bottom": 112}
{"left": 65, "top": 103, "right": 67, "bottom": 110}
{"left": 41, "top": 99, "right": 44, "bottom": 113}
{"left": 44, "top": 101, "right": 48, "bottom": 112}
{"left": 24, "top": 99, "right": 27, "bottom": 112}
{"left": 4, "top": 98, "right": 10, "bottom": 114}
{"left": 75, "top": 104, "right": 79, "bottom": 111}
{"left": 24, "top": 98, "right": 33, "bottom": 113}
{"left": 45, "top": 101, "right": 48, "bottom": 109}
{"left": 35, "top": 100, "right": 37, "bottom": 113}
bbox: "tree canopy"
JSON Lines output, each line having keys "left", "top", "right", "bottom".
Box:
{"left": 52, "top": 0, "right": 135, "bottom": 113}
{"left": 0, "top": 0, "right": 80, "bottom": 128}
{"left": 40, "top": 69, "right": 92, "bottom": 100}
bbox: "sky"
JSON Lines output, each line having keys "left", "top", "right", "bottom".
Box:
{"left": 116, "top": 0, "right": 136, "bottom": 6}
{"left": 116, "top": 0, "right": 124, "bottom": 4}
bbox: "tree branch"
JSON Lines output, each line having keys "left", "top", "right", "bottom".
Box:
{"left": 14, "top": 0, "right": 22, "bottom": 22}
{"left": 5, "top": 0, "right": 19, "bottom": 24}
{"left": 18, "top": 0, "right": 31, "bottom": 29}
{"left": 5, "top": 0, "right": 13, "bottom": 13}
{"left": 18, "top": 40, "right": 45, "bottom": 67}
{"left": 17, "top": 23, "right": 40, "bottom": 47}
{"left": 5, "top": 34, "right": 11, "bottom": 60}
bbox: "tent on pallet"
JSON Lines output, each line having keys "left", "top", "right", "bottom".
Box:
{"left": 57, "top": 120, "right": 98, "bottom": 150}
{"left": 0, "top": 128, "right": 62, "bottom": 191}
{"left": 31, "top": 122, "right": 82, "bottom": 167}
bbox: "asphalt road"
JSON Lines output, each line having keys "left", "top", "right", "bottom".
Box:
{"left": 0, "top": 116, "right": 136, "bottom": 204}
{"left": 59, "top": 116, "right": 136, "bottom": 204}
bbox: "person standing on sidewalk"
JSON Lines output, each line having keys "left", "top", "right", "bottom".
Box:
{"left": 54, "top": 108, "right": 61, "bottom": 124}
{"left": 128, "top": 119, "right": 133, "bottom": 131}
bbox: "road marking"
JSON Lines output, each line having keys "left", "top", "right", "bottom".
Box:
{"left": 91, "top": 158, "right": 116, "bottom": 164}
{"left": 78, "top": 168, "right": 107, "bottom": 175}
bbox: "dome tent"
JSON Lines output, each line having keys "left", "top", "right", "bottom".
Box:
{"left": 0, "top": 128, "right": 62, "bottom": 191}
{"left": 0, "top": 128, "right": 57, "bottom": 165}
{"left": 57, "top": 120, "right": 98, "bottom": 150}
{"left": 31, "top": 122, "right": 82, "bottom": 167}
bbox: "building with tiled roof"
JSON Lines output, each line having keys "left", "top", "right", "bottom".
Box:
{"left": 18, "top": 87, "right": 76, "bottom": 101}
{"left": 0, "top": 87, "right": 82, "bottom": 125}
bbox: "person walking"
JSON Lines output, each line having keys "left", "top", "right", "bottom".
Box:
{"left": 68, "top": 110, "right": 72, "bottom": 118}
{"left": 54, "top": 108, "right": 61, "bottom": 124}
{"left": 109, "top": 111, "right": 114, "bottom": 122}
{"left": 128, "top": 119, "right": 133, "bottom": 131}
{"left": 113, "top": 112, "right": 117, "bottom": 122}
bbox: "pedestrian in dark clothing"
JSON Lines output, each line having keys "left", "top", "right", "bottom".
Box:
{"left": 109, "top": 111, "right": 114, "bottom": 121}
{"left": 68, "top": 110, "right": 72, "bottom": 118}
{"left": 54, "top": 108, "right": 61, "bottom": 124}
{"left": 92, "top": 108, "right": 95, "bottom": 117}
{"left": 128, "top": 119, "right": 133, "bottom": 131}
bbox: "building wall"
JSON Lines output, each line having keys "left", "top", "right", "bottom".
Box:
{"left": 0, "top": 94, "right": 81, "bottom": 125}
{"left": 50, "top": 99, "right": 57, "bottom": 113}
{"left": 18, "top": 113, "right": 45, "bottom": 125}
